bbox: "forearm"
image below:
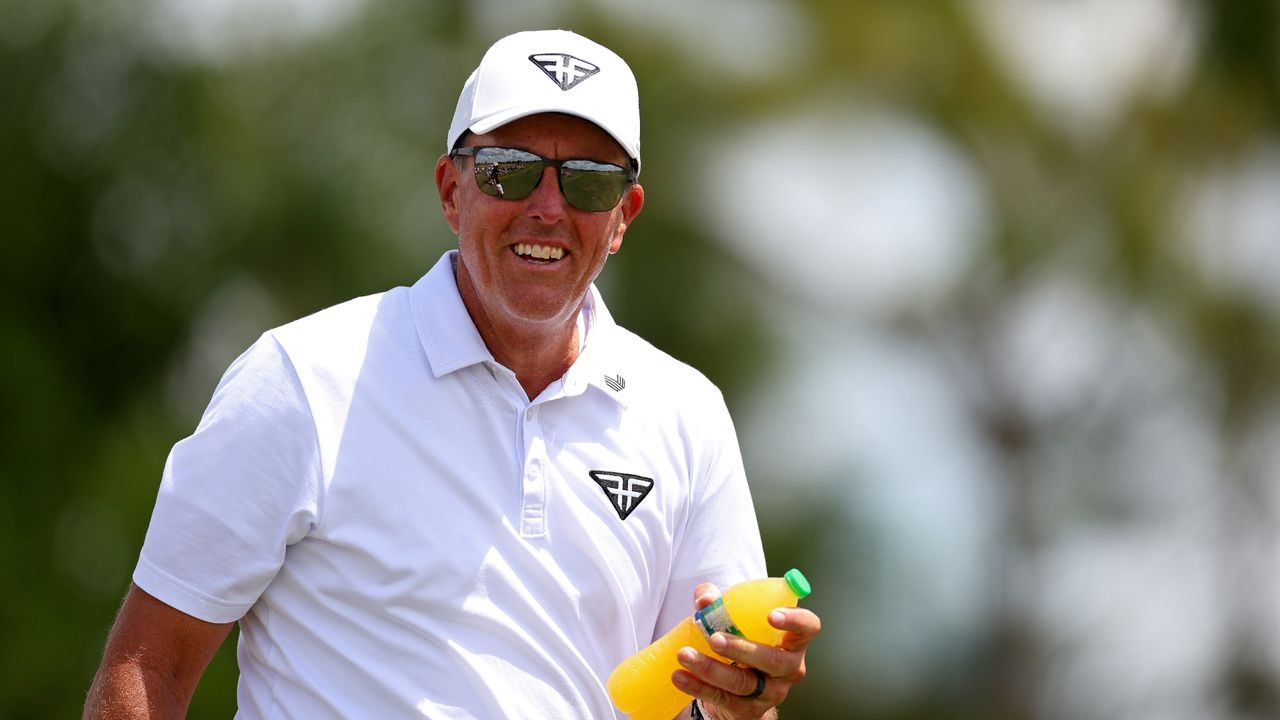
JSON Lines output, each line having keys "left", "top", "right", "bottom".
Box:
{"left": 85, "top": 584, "right": 231, "bottom": 720}
{"left": 84, "top": 657, "right": 189, "bottom": 720}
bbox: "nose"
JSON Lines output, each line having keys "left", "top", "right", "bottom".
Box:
{"left": 524, "top": 166, "right": 568, "bottom": 223}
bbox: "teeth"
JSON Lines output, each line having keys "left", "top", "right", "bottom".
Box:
{"left": 515, "top": 243, "right": 565, "bottom": 260}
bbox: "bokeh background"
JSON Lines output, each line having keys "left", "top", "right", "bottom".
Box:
{"left": 4, "top": 0, "right": 1280, "bottom": 718}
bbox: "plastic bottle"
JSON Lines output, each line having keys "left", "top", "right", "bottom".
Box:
{"left": 608, "top": 568, "right": 812, "bottom": 720}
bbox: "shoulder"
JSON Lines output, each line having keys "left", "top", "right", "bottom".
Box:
{"left": 602, "top": 325, "right": 731, "bottom": 418}
{"left": 270, "top": 289, "right": 400, "bottom": 351}
{"left": 265, "top": 287, "right": 412, "bottom": 374}
{"left": 206, "top": 288, "right": 412, "bottom": 419}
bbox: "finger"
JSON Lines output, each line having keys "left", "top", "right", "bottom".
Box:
{"left": 706, "top": 632, "right": 795, "bottom": 679}
{"left": 768, "top": 607, "right": 822, "bottom": 652}
{"left": 692, "top": 583, "right": 720, "bottom": 611}
{"left": 674, "top": 647, "right": 782, "bottom": 708}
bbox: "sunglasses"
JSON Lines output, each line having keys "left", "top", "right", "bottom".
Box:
{"left": 451, "top": 146, "right": 636, "bottom": 212}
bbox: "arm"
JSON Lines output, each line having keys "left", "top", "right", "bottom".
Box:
{"left": 673, "top": 583, "right": 821, "bottom": 720}
{"left": 84, "top": 583, "right": 234, "bottom": 719}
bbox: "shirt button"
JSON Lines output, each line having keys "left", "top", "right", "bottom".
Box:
{"left": 526, "top": 408, "right": 535, "bottom": 421}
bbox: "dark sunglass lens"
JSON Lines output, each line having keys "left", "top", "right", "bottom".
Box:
{"left": 560, "top": 161, "right": 630, "bottom": 212}
{"left": 472, "top": 148, "right": 543, "bottom": 199}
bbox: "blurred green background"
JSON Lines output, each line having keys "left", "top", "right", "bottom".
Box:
{"left": 4, "top": 1, "right": 1280, "bottom": 718}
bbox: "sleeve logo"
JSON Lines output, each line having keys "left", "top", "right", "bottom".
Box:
{"left": 529, "top": 53, "right": 601, "bottom": 91}
{"left": 588, "top": 470, "right": 654, "bottom": 520}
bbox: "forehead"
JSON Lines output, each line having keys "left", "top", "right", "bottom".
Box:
{"left": 472, "top": 113, "right": 628, "bottom": 163}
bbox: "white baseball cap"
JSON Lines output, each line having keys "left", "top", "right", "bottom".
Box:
{"left": 447, "top": 29, "right": 641, "bottom": 174}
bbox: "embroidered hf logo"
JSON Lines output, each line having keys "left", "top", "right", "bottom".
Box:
{"left": 529, "top": 53, "right": 600, "bottom": 91}
{"left": 589, "top": 470, "right": 654, "bottom": 520}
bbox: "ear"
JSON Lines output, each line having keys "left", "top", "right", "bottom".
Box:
{"left": 435, "top": 154, "right": 462, "bottom": 235}
{"left": 609, "top": 182, "right": 645, "bottom": 254}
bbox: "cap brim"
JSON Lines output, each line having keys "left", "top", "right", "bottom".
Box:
{"left": 466, "top": 106, "right": 641, "bottom": 173}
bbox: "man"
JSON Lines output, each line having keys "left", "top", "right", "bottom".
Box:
{"left": 85, "top": 29, "right": 820, "bottom": 719}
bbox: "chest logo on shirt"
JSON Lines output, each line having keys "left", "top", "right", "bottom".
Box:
{"left": 588, "top": 470, "right": 654, "bottom": 520}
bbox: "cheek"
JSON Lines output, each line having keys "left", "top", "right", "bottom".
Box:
{"left": 597, "top": 215, "right": 626, "bottom": 254}
{"left": 455, "top": 194, "right": 506, "bottom": 242}
{"left": 455, "top": 192, "right": 481, "bottom": 230}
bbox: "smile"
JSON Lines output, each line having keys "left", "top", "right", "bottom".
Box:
{"left": 513, "top": 243, "right": 566, "bottom": 262}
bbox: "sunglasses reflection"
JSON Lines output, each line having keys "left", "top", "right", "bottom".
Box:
{"left": 482, "top": 164, "right": 507, "bottom": 197}
{"left": 458, "top": 146, "right": 633, "bottom": 211}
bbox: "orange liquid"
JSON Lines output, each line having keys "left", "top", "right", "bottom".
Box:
{"left": 607, "top": 576, "right": 803, "bottom": 719}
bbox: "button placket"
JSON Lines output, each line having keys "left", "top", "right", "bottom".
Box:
{"left": 520, "top": 405, "right": 548, "bottom": 538}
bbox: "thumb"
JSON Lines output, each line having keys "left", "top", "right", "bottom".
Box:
{"left": 692, "top": 583, "right": 721, "bottom": 612}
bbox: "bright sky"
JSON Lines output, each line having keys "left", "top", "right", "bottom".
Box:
{"left": 967, "top": 0, "right": 1200, "bottom": 140}
{"left": 699, "top": 104, "right": 990, "bottom": 318}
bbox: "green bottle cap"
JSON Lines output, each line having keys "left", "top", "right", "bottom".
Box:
{"left": 784, "top": 568, "right": 811, "bottom": 599}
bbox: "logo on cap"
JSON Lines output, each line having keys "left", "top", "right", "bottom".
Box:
{"left": 529, "top": 53, "right": 600, "bottom": 91}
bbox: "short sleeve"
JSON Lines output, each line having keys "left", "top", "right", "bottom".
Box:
{"left": 652, "top": 390, "right": 767, "bottom": 640}
{"left": 133, "top": 334, "right": 323, "bottom": 623}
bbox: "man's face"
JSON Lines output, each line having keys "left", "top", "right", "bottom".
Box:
{"left": 435, "top": 113, "right": 644, "bottom": 336}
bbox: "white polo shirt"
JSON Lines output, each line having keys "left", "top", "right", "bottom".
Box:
{"left": 134, "top": 251, "right": 766, "bottom": 719}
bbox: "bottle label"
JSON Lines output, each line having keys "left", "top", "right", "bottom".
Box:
{"left": 694, "top": 597, "right": 744, "bottom": 639}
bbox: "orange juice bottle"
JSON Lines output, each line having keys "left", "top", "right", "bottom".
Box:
{"left": 608, "top": 569, "right": 811, "bottom": 720}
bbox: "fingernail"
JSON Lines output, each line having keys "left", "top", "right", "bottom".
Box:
{"left": 769, "top": 610, "right": 786, "bottom": 625}
{"left": 677, "top": 647, "right": 698, "bottom": 665}
{"left": 672, "top": 671, "right": 693, "bottom": 689}
{"left": 709, "top": 633, "right": 727, "bottom": 651}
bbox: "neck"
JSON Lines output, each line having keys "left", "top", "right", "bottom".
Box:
{"left": 475, "top": 311, "right": 581, "bottom": 401}
{"left": 454, "top": 264, "right": 584, "bottom": 401}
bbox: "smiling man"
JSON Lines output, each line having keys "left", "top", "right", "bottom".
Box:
{"left": 441, "top": 110, "right": 639, "bottom": 400}
{"left": 85, "top": 30, "right": 820, "bottom": 720}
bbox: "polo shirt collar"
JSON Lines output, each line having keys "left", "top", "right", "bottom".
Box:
{"left": 409, "top": 251, "right": 630, "bottom": 409}
{"left": 571, "top": 286, "right": 631, "bottom": 409}
{"left": 410, "top": 251, "right": 494, "bottom": 377}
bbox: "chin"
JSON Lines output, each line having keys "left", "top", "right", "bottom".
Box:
{"left": 500, "top": 297, "right": 578, "bottom": 324}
